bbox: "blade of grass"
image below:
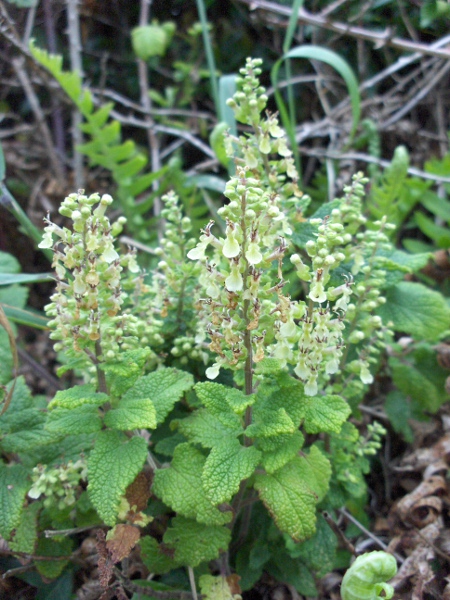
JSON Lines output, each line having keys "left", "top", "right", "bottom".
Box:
{"left": 0, "top": 184, "right": 52, "bottom": 262}
{"left": 282, "top": 0, "right": 304, "bottom": 175}
{"left": 271, "top": 45, "right": 361, "bottom": 182}
{"left": 1, "top": 304, "right": 49, "bottom": 329}
{"left": 0, "top": 273, "right": 53, "bottom": 286}
{"left": 196, "top": 0, "right": 220, "bottom": 117}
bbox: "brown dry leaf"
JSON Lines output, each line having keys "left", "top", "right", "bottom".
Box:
{"left": 0, "top": 304, "right": 18, "bottom": 415}
{"left": 227, "top": 574, "right": 242, "bottom": 596}
{"left": 106, "top": 524, "right": 140, "bottom": 563}
{"left": 390, "top": 476, "right": 447, "bottom": 528}
{"left": 125, "top": 470, "right": 153, "bottom": 512}
{"left": 400, "top": 433, "right": 450, "bottom": 473}
{"left": 391, "top": 546, "right": 435, "bottom": 595}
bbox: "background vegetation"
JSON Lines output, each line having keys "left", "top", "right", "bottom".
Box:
{"left": 0, "top": 0, "right": 449, "bottom": 599}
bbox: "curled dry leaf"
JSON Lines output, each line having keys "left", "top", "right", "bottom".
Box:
{"left": 390, "top": 476, "right": 447, "bottom": 529}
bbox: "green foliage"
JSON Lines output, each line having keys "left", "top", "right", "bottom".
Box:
{"left": 87, "top": 431, "right": 148, "bottom": 526}
{"left": 29, "top": 42, "right": 168, "bottom": 241}
{"left": 378, "top": 281, "right": 450, "bottom": 340}
{"left": 2, "top": 52, "right": 449, "bottom": 600}
{"left": 341, "top": 551, "right": 397, "bottom": 600}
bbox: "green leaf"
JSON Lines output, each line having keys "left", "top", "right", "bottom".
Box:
{"left": 45, "top": 405, "right": 102, "bottom": 435}
{"left": 0, "top": 272, "right": 53, "bottom": 285}
{"left": 194, "top": 382, "right": 243, "bottom": 429}
{"left": 0, "top": 251, "right": 20, "bottom": 272}
{"left": 259, "top": 431, "right": 304, "bottom": 474}
{"left": 123, "top": 368, "right": 193, "bottom": 425}
{"left": 34, "top": 536, "right": 73, "bottom": 580}
{"left": 298, "top": 394, "right": 351, "bottom": 434}
{"left": 0, "top": 329, "right": 14, "bottom": 384}
{"left": 48, "top": 384, "right": 108, "bottom": 410}
{"left": 0, "top": 283, "right": 28, "bottom": 309}
{"left": 9, "top": 501, "right": 40, "bottom": 553}
{"left": 286, "top": 512, "right": 338, "bottom": 577}
{"left": 0, "top": 305, "right": 48, "bottom": 329}
{"left": 87, "top": 431, "right": 148, "bottom": 526}
{"left": 176, "top": 408, "right": 241, "bottom": 448}
{"left": 377, "top": 281, "right": 450, "bottom": 341}
{"left": 375, "top": 248, "right": 431, "bottom": 288}
{"left": 164, "top": 516, "right": 231, "bottom": 567}
{"left": 152, "top": 443, "right": 232, "bottom": 526}
{"left": 0, "top": 463, "right": 29, "bottom": 538}
{"left": 202, "top": 439, "right": 261, "bottom": 504}
{"left": 103, "top": 394, "right": 157, "bottom": 431}
{"left": 389, "top": 356, "right": 446, "bottom": 415}
{"left": 100, "top": 348, "right": 151, "bottom": 396}
{"left": 415, "top": 211, "right": 450, "bottom": 248}
{"left": 254, "top": 447, "right": 331, "bottom": 541}
{"left": 139, "top": 535, "right": 178, "bottom": 574}
{"left": 384, "top": 390, "right": 413, "bottom": 442}
{"left": 2, "top": 425, "right": 61, "bottom": 454}
{"left": 245, "top": 407, "right": 296, "bottom": 438}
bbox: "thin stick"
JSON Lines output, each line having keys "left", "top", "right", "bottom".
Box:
{"left": 235, "top": 0, "right": 450, "bottom": 61}
{"left": 187, "top": 566, "right": 199, "bottom": 600}
{"left": 65, "top": 0, "right": 85, "bottom": 189}
{"left": 137, "top": 0, "right": 162, "bottom": 222}
{"left": 11, "top": 57, "right": 65, "bottom": 183}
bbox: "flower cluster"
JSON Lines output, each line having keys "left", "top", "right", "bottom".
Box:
{"left": 40, "top": 191, "right": 141, "bottom": 368}
{"left": 126, "top": 191, "right": 208, "bottom": 367}
{"left": 188, "top": 59, "right": 393, "bottom": 396}
{"left": 28, "top": 459, "right": 87, "bottom": 510}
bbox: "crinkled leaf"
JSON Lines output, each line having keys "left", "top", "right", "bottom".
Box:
{"left": 202, "top": 439, "right": 261, "bottom": 504}
{"left": 87, "top": 431, "right": 148, "bottom": 526}
{"left": 298, "top": 394, "right": 350, "bottom": 434}
{"left": 254, "top": 447, "right": 330, "bottom": 541}
{"left": 194, "top": 382, "right": 243, "bottom": 429}
{"left": 139, "top": 535, "right": 178, "bottom": 574}
{"left": 164, "top": 516, "right": 231, "bottom": 567}
{"left": 255, "top": 459, "right": 316, "bottom": 542}
{"left": 9, "top": 501, "right": 40, "bottom": 553}
{"left": 152, "top": 443, "right": 232, "bottom": 526}
{"left": 48, "top": 384, "right": 108, "bottom": 410}
{"left": 254, "top": 358, "right": 285, "bottom": 375}
{"left": 223, "top": 387, "right": 256, "bottom": 415}
{"left": 100, "top": 348, "right": 151, "bottom": 396}
{"left": 29, "top": 433, "right": 94, "bottom": 468}
{"left": 259, "top": 431, "right": 304, "bottom": 474}
{"left": 2, "top": 426, "right": 61, "bottom": 454}
{"left": 176, "top": 408, "right": 242, "bottom": 448}
{"left": 245, "top": 407, "right": 296, "bottom": 438}
{"left": 103, "top": 395, "right": 157, "bottom": 431}
{"left": 46, "top": 405, "right": 102, "bottom": 435}
{"left": 123, "top": 368, "right": 193, "bottom": 425}
{"left": 376, "top": 249, "right": 431, "bottom": 288}
{"left": 0, "top": 463, "right": 29, "bottom": 538}
{"left": 377, "top": 281, "right": 450, "bottom": 341}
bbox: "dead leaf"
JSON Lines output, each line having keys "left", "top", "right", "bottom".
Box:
{"left": 125, "top": 470, "right": 152, "bottom": 512}
{"left": 105, "top": 524, "right": 140, "bottom": 563}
